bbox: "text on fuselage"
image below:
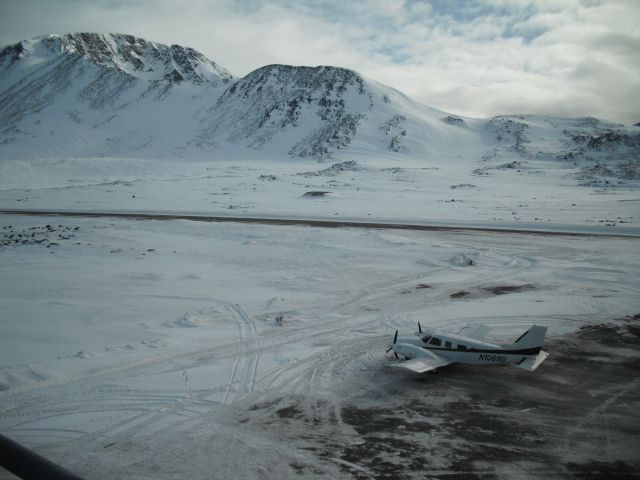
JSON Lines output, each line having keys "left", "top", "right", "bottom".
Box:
{"left": 478, "top": 354, "right": 506, "bottom": 362}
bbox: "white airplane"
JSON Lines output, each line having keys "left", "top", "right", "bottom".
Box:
{"left": 386, "top": 322, "right": 549, "bottom": 373}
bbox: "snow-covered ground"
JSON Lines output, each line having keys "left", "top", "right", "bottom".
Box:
{"left": 0, "top": 155, "right": 638, "bottom": 233}
{"left": 1, "top": 214, "right": 639, "bottom": 478}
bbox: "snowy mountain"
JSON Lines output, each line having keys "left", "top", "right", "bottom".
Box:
{"left": 1, "top": 33, "right": 639, "bottom": 182}
{"left": 0, "top": 33, "right": 465, "bottom": 160}
{"left": 0, "top": 33, "right": 231, "bottom": 158}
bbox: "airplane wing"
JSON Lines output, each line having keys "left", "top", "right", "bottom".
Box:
{"left": 390, "top": 351, "right": 452, "bottom": 373}
{"left": 457, "top": 323, "right": 491, "bottom": 341}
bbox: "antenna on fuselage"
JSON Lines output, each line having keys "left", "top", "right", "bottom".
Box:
{"left": 418, "top": 321, "right": 422, "bottom": 334}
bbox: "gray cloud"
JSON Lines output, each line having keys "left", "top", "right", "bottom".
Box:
{"left": 1, "top": 0, "right": 638, "bottom": 124}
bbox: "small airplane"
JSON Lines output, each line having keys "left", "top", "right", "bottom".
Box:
{"left": 386, "top": 322, "right": 548, "bottom": 373}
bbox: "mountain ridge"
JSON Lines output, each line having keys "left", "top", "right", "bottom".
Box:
{"left": 1, "top": 33, "right": 233, "bottom": 83}
{"left": 0, "top": 32, "right": 638, "bottom": 183}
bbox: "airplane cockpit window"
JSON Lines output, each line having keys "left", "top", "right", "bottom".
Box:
{"left": 421, "top": 335, "right": 432, "bottom": 344}
{"left": 429, "top": 337, "right": 442, "bottom": 346}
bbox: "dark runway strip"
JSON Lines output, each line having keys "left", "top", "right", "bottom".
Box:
{"left": 0, "top": 209, "right": 638, "bottom": 238}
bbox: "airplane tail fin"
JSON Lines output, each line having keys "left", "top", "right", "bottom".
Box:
{"left": 510, "top": 325, "right": 547, "bottom": 349}
{"left": 511, "top": 325, "right": 549, "bottom": 372}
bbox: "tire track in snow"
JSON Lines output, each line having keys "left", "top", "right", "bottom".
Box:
{"left": 69, "top": 320, "right": 378, "bottom": 443}
{"left": 72, "top": 390, "right": 217, "bottom": 442}
{"left": 249, "top": 333, "right": 385, "bottom": 402}
{"left": 3, "top": 302, "right": 260, "bottom": 443}
{"left": 221, "top": 304, "right": 247, "bottom": 405}
{"left": 229, "top": 304, "right": 260, "bottom": 395}
{"left": 563, "top": 375, "right": 640, "bottom": 450}
{"left": 221, "top": 303, "right": 260, "bottom": 404}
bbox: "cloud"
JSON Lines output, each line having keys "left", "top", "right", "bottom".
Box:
{"left": 1, "top": 0, "right": 638, "bottom": 124}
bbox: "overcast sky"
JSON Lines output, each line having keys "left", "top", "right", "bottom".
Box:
{"left": 1, "top": 0, "right": 639, "bottom": 124}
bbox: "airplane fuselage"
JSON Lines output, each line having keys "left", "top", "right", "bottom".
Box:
{"left": 394, "top": 331, "right": 540, "bottom": 366}
{"left": 388, "top": 323, "right": 549, "bottom": 373}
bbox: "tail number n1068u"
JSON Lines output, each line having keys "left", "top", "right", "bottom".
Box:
{"left": 479, "top": 354, "right": 506, "bottom": 362}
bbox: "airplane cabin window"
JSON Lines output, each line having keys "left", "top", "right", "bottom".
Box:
{"left": 445, "top": 341, "right": 452, "bottom": 349}
{"left": 457, "top": 344, "right": 467, "bottom": 350}
{"left": 429, "top": 337, "right": 442, "bottom": 346}
{"left": 422, "top": 336, "right": 432, "bottom": 344}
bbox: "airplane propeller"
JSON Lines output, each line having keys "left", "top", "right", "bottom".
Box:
{"left": 385, "top": 330, "right": 399, "bottom": 359}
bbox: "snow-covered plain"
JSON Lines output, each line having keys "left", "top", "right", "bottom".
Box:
{"left": 1, "top": 214, "right": 639, "bottom": 478}
{"left": 0, "top": 155, "right": 638, "bottom": 233}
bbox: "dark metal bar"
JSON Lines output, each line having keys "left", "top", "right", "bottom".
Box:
{"left": 0, "top": 434, "right": 84, "bottom": 480}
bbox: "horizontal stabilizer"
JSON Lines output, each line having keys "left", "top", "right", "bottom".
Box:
{"left": 514, "top": 351, "right": 549, "bottom": 371}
